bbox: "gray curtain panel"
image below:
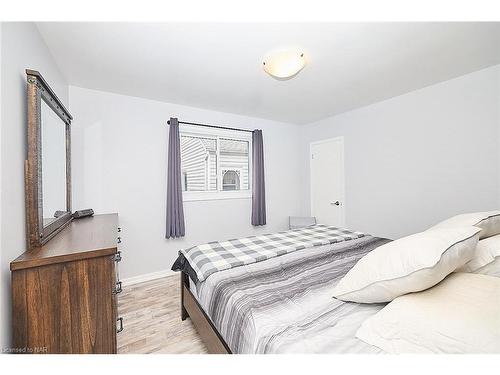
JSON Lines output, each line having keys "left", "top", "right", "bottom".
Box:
{"left": 165, "top": 118, "right": 185, "bottom": 238}
{"left": 251, "top": 129, "right": 266, "bottom": 226}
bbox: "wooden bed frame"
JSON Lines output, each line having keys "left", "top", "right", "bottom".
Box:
{"left": 180, "top": 272, "right": 232, "bottom": 354}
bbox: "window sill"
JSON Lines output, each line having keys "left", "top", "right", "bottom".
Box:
{"left": 183, "top": 190, "right": 252, "bottom": 202}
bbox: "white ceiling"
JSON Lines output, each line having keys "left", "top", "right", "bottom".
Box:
{"left": 37, "top": 22, "right": 500, "bottom": 125}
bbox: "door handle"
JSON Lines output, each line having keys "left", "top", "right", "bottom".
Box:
{"left": 330, "top": 201, "right": 340, "bottom": 206}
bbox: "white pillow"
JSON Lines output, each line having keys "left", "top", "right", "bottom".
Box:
{"left": 429, "top": 211, "right": 500, "bottom": 239}
{"left": 356, "top": 273, "right": 500, "bottom": 353}
{"left": 457, "top": 234, "right": 500, "bottom": 277}
{"left": 332, "top": 227, "right": 480, "bottom": 303}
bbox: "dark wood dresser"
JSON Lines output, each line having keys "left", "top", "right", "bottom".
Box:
{"left": 10, "top": 213, "right": 123, "bottom": 354}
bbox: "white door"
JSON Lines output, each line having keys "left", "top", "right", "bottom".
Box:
{"left": 310, "top": 137, "right": 345, "bottom": 227}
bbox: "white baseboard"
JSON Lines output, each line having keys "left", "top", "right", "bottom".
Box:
{"left": 121, "top": 269, "right": 176, "bottom": 287}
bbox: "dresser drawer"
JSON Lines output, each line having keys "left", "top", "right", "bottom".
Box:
{"left": 12, "top": 255, "right": 117, "bottom": 354}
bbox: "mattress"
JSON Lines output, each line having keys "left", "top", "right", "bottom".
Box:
{"left": 191, "top": 235, "right": 390, "bottom": 354}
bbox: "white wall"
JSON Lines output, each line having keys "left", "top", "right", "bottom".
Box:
{"left": 300, "top": 65, "right": 500, "bottom": 239}
{"left": 0, "top": 22, "right": 69, "bottom": 349}
{"left": 69, "top": 86, "right": 304, "bottom": 280}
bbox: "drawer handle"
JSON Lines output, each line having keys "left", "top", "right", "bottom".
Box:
{"left": 117, "top": 236, "right": 122, "bottom": 244}
{"left": 114, "top": 251, "right": 122, "bottom": 263}
{"left": 113, "top": 281, "right": 123, "bottom": 295}
{"left": 118, "top": 227, "right": 122, "bottom": 233}
{"left": 117, "top": 317, "right": 123, "bottom": 333}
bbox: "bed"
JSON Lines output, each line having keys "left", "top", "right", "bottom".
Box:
{"left": 172, "top": 226, "right": 391, "bottom": 354}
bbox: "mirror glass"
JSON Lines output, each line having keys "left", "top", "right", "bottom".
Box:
{"left": 41, "top": 99, "right": 67, "bottom": 227}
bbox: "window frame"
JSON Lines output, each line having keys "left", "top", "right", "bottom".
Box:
{"left": 180, "top": 124, "right": 252, "bottom": 202}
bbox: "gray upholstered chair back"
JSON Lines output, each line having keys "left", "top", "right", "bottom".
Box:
{"left": 289, "top": 216, "right": 317, "bottom": 230}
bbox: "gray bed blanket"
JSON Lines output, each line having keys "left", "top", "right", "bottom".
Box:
{"left": 196, "top": 235, "right": 391, "bottom": 353}
{"left": 172, "top": 224, "right": 365, "bottom": 282}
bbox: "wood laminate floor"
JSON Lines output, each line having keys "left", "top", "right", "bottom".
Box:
{"left": 117, "top": 275, "right": 208, "bottom": 354}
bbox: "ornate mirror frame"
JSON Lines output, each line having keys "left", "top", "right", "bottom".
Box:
{"left": 25, "top": 69, "right": 73, "bottom": 249}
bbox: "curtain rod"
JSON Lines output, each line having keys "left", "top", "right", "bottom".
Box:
{"left": 167, "top": 119, "right": 254, "bottom": 133}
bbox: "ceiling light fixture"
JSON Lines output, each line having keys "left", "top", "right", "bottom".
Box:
{"left": 262, "top": 50, "right": 306, "bottom": 80}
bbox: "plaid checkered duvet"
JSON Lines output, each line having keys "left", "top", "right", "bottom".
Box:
{"left": 174, "top": 225, "right": 365, "bottom": 282}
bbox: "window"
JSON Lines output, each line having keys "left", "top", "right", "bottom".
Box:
{"left": 222, "top": 170, "right": 240, "bottom": 190}
{"left": 179, "top": 125, "right": 252, "bottom": 201}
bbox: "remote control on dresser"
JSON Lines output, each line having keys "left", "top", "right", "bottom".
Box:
{"left": 72, "top": 209, "right": 94, "bottom": 219}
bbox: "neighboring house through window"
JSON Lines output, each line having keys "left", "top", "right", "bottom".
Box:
{"left": 179, "top": 124, "right": 252, "bottom": 201}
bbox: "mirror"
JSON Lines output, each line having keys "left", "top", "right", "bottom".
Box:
{"left": 41, "top": 99, "right": 67, "bottom": 227}
{"left": 25, "top": 69, "right": 73, "bottom": 249}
